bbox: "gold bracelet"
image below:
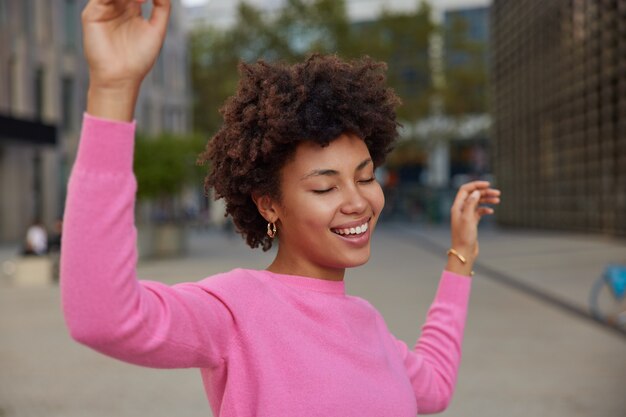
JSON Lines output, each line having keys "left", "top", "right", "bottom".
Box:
{"left": 447, "top": 248, "right": 467, "bottom": 264}
{"left": 447, "top": 248, "right": 475, "bottom": 276}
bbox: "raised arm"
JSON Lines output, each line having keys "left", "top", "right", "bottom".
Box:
{"left": 393, "top": 270, "right": 471, "bottom": 414}
{"left": 445, "top": 180, "right": 501, "bottom": 277}
{"left": 83, "top": 0, "right": 169, "bottom": 121}
{"left": 61, "top": 0, "right": 234, "bottom": 369}
{"left": 396, "top": 182, "right": 501, "bottom": 413}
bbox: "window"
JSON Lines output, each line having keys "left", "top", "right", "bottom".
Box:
{"left": 0, "top": 0, "right": 7, "bottom": 27}
{"left": 34, "top": 67, "right": 45, "bottom": 120}
{"left": 142, "top": 102, "right": 152, "bottom": 130}
{"left": 6, "top": 57, "right": 14, "bottom": 115}
{"left": 64, "top": 0, "right": 77, "bottom": 50}
{"left": 154, "top": 51, "right": 165, "bottom": 87}
{"left": 62, "top": 76, "right": 75, "bottom": 131}
{"left": 162, "top": 105, "right": 169, "bottom": 132}
{"left": 33, "top": 151, "right": 43, "bottom": 220}
{"left": 23, "top": 0, "right": 31, "bottom": 38}
{"left": 37, "top": 0, "right": 54, "bottom": 44}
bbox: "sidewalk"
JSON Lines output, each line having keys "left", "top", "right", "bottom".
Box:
{"left": 1, "top": 225, "right": 625, "bottom": 417}
{"left": 0, "top": 244, "right": 21, "bottom": 288}
{"left": 397, "top": 223, "right": 626, "bottom": 333}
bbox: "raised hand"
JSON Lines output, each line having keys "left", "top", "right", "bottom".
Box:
{"left": 82, "top": 0, "right": 171, "bottom": 121}
{"left": 83, "top": 0, "right": 170, "bottom": 88}
{"left": 447, "top": 181, "right": 501, "bottom": 276}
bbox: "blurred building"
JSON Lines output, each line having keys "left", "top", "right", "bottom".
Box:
{"left": 441, "top": 5, "right": 490, "bottom": 184}
{"left": 0, "top": 0, "right": 191, "bottom": 243}
{"left": 444, "top": 6, "right": 489, "bottom": 68}
{"left": 408, "top": 5, "right": 490, "bottom": 192}
{"left": 491, "top": 0, "right": 626, "bottom": 236}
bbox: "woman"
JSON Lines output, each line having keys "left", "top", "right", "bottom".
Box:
{"left": 61, "top": 1, "right": 501, "bottom": 416}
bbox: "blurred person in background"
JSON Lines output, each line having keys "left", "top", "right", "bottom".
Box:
{"left": 48, "top": 218, "right": 64, "bottom": 282}
{"left": 47, "top": 218, "right": 63, "bottom": 253}
{"left": 22, "top": 219, "right": 48, "bottom": 256}
{"left": 61, "top": 1, "right": 501, "bottom": 416}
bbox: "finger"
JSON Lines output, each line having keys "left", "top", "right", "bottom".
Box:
{"left": 83, "top": 0, "right": 138, "bottom": 21}
{"left": 468, "top": 180, "right": 491, "bottom": 188}
{"left": 451, "top": 188, "right": 470, "bottom": 215}
{"left": 477, "top": 206, "right": 495, "bottom": 217}
{"left": 88, "top": 0, "right": 137, "bottom": 8}
{"left": 480, "top": 188, "right": 501, "bottom": 204}
{"left": 461, "top": 189, "right": 482, "bottom": 219}
{"left": 149, "top": 0, "right": 171, "bottom": 30}
{"left": 480, "top": 196, "right": 500, "bottom": 205}
{"left": 451, "top": 181, "right": 490, "bottom": 214}
{"left": 482, "top": 188, "right": 501, "bottom": 196}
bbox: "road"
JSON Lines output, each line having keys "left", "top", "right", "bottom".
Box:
{"left": 1, "top": 224, "right": 625, "bottom": 417}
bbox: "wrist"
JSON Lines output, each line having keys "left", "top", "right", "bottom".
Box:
{"left": 448, "top": 246, "right": 476, "bottom": 263}
{"left": 87, "top": 84, "right": 140, "bottom": 122}
{"left": 445, "top": 259, "right": 474, "bottom": 277}
{"left": 446, "top": 247, "right": 476, "bottom": 277}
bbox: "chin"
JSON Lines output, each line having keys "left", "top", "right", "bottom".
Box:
{"left": 336, "top": 250, "right": 372, "bottom": 269}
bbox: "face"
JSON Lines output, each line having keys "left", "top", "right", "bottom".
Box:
{"left": 264, "top": 133, "right": 385, "bottom": 280}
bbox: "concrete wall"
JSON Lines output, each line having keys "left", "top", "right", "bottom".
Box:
{"left": 0, "top": 0, "right": 191, "bottom": 242}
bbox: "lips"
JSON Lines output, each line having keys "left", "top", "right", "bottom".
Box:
{"left": 331, "top": 221, "right": 369, "bottom": 236}
{"left": 330, "top": 217, "right": 371, "bottom": 237}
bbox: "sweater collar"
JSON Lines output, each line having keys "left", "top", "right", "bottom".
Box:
{"left": 254, "top": 269, "right": 346, "bottom": 295}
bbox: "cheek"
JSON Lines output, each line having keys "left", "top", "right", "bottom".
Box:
{"left": 370, "top": 183, "right": 385, "bottom": 216}
{"left": 282, "top": 192, "right": 337, "bottom": 230}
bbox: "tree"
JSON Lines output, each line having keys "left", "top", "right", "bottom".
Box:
{"left": 134, "top": 131, "right": 206, "bottom": 222}
{"left": 440, "top": 13, "right": 488, "bottom": 115}
{"left": 190, "top": 0, "right": 437, "bottom": 136}
{"left": 358, "top": 2, "right": 436, "bottom": 122}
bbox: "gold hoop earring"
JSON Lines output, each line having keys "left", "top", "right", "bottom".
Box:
{"left": 267, "top": 222, "right": 277, "bottom": 239}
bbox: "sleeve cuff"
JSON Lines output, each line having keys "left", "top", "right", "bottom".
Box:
{"left": 436, "top": 270, "right": 473, "bottom": 309}
{"left": 73, "top": 113, "right": 137, "bottom": 174}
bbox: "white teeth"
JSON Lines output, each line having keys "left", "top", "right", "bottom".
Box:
{"left": 332, "top": 222, "right": 369, "bottom": 236}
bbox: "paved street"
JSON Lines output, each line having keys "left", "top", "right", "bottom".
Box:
{"left": 1, "top": 224, "right": 625, "bottom": 417}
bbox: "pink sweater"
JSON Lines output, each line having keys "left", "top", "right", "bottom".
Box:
{"left": 61, "top": 114, "right": 472, "bottom": 416}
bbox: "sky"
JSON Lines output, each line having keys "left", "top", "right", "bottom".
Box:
{"left": 180, "top": 0, "right": 491, "bottom": 9}
{"left": 181, "top": 0, "right": 491, "bottom": 25}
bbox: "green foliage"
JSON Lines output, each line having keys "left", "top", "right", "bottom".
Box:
{"left": 134, "top": 131, "right": 207, "bottom": 201}
{"left": 441, "top": 14, "right": 488, "bottom": 115}
{"left": 190, "top": 0, "right": 437, "bottom": 136}
{"left": 358, "top": 3, "right": 436, "bottom": 120}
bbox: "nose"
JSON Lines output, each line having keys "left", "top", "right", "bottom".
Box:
{"left": 339, "top": 184, "right": 367, "bottom": 215}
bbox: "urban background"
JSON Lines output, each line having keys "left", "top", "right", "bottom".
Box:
{"left": 0, "top": 0, "right": 625, "bottom": 416}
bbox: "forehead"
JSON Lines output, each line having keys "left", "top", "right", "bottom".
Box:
{"left": 285, "top": 134, "right": 371, "bottom": 175}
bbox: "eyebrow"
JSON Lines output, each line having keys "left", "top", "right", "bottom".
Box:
{"left": 300, "top": 158, "right": 373, "bottom": 180}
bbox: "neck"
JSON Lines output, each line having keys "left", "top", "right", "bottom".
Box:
{"left": 267, "top": 247, "right": 345, "bottom": 281}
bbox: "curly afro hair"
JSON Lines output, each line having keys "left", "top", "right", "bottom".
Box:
{"left": 197, "top": 54, "right": 401, "bottom": 251}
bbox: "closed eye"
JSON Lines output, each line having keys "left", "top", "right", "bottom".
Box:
{"left": 358, "top": 177, "right": 376, "bottom": 184}
{"left": 312, "top": 188, "right": 335, "bottom": 194}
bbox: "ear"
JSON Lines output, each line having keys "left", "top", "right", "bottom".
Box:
{"left": 251, "top": 193, "right": 279, "bottom": 223}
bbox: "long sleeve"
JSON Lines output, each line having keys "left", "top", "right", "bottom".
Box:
{"left": 394, "top": 271, "right": 472, "bottom": 414}
{"left": 61, "top": 114, "right": 235, "bottom": 369}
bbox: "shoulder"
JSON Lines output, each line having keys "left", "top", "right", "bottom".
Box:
{"left": 193, "top": 268, "right": 269, "bottom": 296}
{"left": 344, "top": 294, "right": 389, "bottom": 325}
{"left": 345, "top": 293, "right": 378, "bottom": 311}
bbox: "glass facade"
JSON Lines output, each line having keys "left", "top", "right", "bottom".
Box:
{"left": 491, "top": 0, "right": 626, "bottom": 236}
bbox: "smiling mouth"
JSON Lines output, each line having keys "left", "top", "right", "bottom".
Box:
{"left": 331, "top": 221, "right": 369, "bottom": 236}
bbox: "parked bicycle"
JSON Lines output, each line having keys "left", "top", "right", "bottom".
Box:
{"left": 589, "top": 264, "right": 626, "bottom": 329}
